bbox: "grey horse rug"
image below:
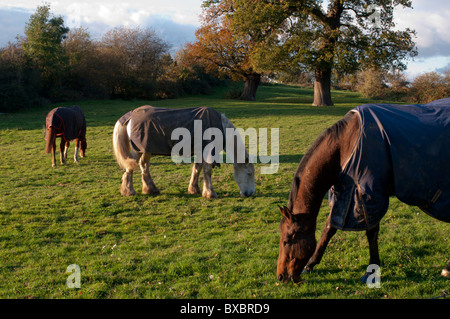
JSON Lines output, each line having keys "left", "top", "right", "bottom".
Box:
{"left": 45, "top": 105, "right": 86, "bottom": 141}
{"left": 118, "top": 105, "right": 224, "bottom": 160}
{"left": 329, "top": 98, "right": 450, "bottom": 231}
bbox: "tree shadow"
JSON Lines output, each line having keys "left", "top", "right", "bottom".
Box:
{"left": 1, "top": 84, "right": 363, "bottom": 131}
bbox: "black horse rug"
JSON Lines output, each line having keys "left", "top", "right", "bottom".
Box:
{"left": 118, "top": 105, "right": 224, "bottom": 159}
{"left": 329, "top": 97, "right": 450, "bottom": 231}
{"left": 46, "top": 105, "right": 86, "bottom": 141}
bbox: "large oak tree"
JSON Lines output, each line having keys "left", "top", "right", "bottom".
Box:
{"left": 229, "top": 0, "right": 417, "bottom": 106}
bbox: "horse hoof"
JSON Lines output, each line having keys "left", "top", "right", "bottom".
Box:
{"left": 143, "top": 188, "right": 160, "bottom": 195}
{"left": 203, "top": 191, "right": 218, "bottom": 199}
{"left": 302, "top": 267, "right": 313, "bottom": 274}
{"left": 302, "top": 267, "right": 312, "bottom": 274}
{"left": 120, "top": 188, "right": 136, "bottom": 196}
{"left": 442, "top": 269, "right": 449, "bottom": 277}
{"left": 360, "top": 272, "right": 369, "bottom": 284}
{"left": 188, "top": 186, "right": 201, "bottom": 195}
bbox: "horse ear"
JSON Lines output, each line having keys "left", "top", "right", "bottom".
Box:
{"left": 279, "top": 205, "right": 293, "bottom": 222}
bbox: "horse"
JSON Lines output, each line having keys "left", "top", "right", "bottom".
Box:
{"left": 277, "top": 99, "right": 450, "bottom": 284}
{"left": 112, "top": 105, "right": 255, "bottom": 199}
{"left": 45, "top": 105, "right": 87, "bottom": 167}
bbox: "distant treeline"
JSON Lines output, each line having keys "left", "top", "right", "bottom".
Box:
{"left": 0, "top": 6, "right": 225, "bottom": 112}
{"left": 1, "top": 4, "right": 449, "bottom": 113}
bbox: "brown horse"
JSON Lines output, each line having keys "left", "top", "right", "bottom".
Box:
{"left": 45, "top": 106, "right": 87, "bottom": 167}
{"left": 277, "top": 102, "right": 450, "bottom": 284}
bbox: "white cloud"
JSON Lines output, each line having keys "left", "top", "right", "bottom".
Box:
{"left": 404, "top": 56, "right": 450, "bottom": 80}
{"left": 394, "top": 4, "right": 450, "bottom": 58}
{"left": 0, "top": 0, "right": 203, "bottom": 27}
{"left": 0, "top": 1, "right": 202, "bottom": 51}
{"left": 1, "top": 0, "right": 449, "bottom": 77}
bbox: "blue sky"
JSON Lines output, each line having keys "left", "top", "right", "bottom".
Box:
{"left": 0, "top": 0, "right": 449, "bottom": 79}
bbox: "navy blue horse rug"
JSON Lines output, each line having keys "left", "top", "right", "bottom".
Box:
{"left": 330, "top": 98, "right": 450, "bottom": 231}
{"left": 45, "top": 105, "right": 86, "bottom": 141}
{"left": 118, "top": 105, "right": 224, "bottom": 159}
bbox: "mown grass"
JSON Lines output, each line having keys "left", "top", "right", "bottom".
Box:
{"left": 0, "top": 84, "right": 448, "bottom": 299}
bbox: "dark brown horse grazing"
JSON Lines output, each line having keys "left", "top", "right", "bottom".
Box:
{"left": 277, "top": 100, "right": 450, "bottom": 284}
{"left": 45, "top": 106, "right": 87, "bottom": 167}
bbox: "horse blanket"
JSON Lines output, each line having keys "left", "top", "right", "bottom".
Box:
{"left": 46, "top": 105, "right": 86, "bottom": 141}
{"left": 329, "top": 98, "right": 450, "bottom": 231}
{"left": 118, "top": 105, "right": 224, "bottom": 160}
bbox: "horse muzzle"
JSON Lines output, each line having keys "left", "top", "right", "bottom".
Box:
{"left": 240, "top": 190, "right": 255, "bottom": 197}
{"left": 277, "top": 271, "right": 302, "bottom": 284}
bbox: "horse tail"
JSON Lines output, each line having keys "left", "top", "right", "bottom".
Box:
{"left": 45, "top": 127, "right": 56, "bottom": 154}
{"left": 112, "top": 120, "right": 138, "bottom": 170}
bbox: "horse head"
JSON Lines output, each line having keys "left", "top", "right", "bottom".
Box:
{"left": 277, "top": 206, "right": 316, "bottom": 283}
{"left": 233, "top": 155, "right": 255, "bottom": 197}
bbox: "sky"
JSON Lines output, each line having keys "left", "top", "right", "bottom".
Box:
{"left": 0, "top": 0, "right": 449, "bottom": 79}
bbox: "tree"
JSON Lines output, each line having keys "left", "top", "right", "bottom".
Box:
{"left": 230, "top": 0, "right": 417, "bottom": 106}
{"left": 355, "top": 67, "right": 387, "bottom": 99}
{"left": 21, "top": 4, "right": 69, "bottom": 95}
{"left": 187, "top": 1, "right": 261, "bottom": 101}
{"left": 100, "top": 26, "right": 170, "bottom": 99}
{"left": 409, "top": 72, "right": 450, "bottom": 104}
{"left": 63, "top": 27, "right": 99, "bottom": 97}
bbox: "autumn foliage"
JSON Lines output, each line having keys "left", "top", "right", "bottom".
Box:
{"left": 184, "top": 1, "right": 261, "bottom": 101}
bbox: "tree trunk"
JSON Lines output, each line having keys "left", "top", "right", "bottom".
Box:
{"left": 312, "top": 68, "right": 333, "bottom": 106}
{"left": 240, "top": 73, "right": 260, "bottom": 101}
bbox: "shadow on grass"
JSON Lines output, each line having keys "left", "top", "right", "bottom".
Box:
{"left": 0, "top": 85, "right": 371, "bottom": 131}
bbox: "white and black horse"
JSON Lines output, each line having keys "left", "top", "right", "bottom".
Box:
{"left": 112, "top": 105, "right": 255, "bottom": 199}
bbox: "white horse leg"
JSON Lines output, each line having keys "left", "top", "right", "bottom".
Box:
{"left": 202, "top": 162, "right": 217, "bottom": 199}
{"left": 74, "top": 147, "right": 79, "bottom": 163}
{"left": 60, "top": 140, "right": 66, "bottom": 165}
{"left": 64, "top": 146, "right": 69, "bottom": 161}
{"left": 188, "top": 162, "right": 202, "bottom": 194}
{"left": 140, "top": 153, "right": 160, "bottom": 194}
{"left": 121, "top": 168, "right": 136, "bottom": 196}
{"left": 51, "top": 139, "right": 57, "bottom": 167}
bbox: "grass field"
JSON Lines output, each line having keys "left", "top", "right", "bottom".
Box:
{"left": 0, "top": 84, "right": 448, "bottom": 299}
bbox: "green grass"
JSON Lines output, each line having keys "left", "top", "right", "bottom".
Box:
{"left": 0, "top": 84, "right": 448, "bottom": 299}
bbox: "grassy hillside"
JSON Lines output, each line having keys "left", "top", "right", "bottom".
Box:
{"left": 0, "top": 85, "right": 448, "bottom": 299}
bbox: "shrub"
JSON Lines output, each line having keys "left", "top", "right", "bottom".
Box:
{"left": 355, "top": 68, "right": 388, "bottom": 99}
{"left": 408, "top": 71, "right": 450, "bottom": 104}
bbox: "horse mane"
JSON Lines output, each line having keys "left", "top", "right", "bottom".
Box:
{"left": 286, "top": 111, "right": 355, "bottom": 212}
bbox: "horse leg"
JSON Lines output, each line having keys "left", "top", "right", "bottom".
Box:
{"left": 140, "top": 153, "right": 160, "bottom": 195}
{"left": 188, "top": 162, "right": 202, "bottom": 195}
{"left": 361, "top": 223, "right": 381, "bottom": 283}
{"left": 442, "top": 260, "right": 450, "bottom": 277}
{"left": 202, "top": 162, "right": 217, "bottom": 199}
{"left": 51, "top": 139, "right": 57, "bottom": 167}
{"left": 304, "top": 214, "right": 337, "bottom": 273}
{"left": 64, "top": 140, "right": 70, "bottom": 161}
{"left": 120, "top": 168, "right": 136, "bottom": 196}
{"left": 73, "top": 139, "right": 79, "bottom": 163}
{"left": 60, "top": 139, "right": 67, "bottom": 165}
